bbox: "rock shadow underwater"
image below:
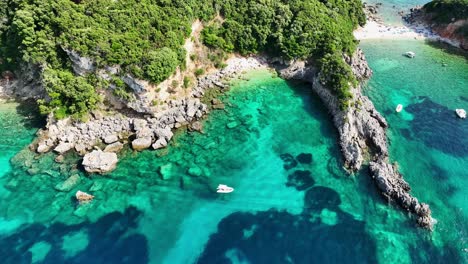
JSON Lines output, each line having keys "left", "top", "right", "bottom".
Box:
{"left": 0, "top": 206, "right": 148, "bottom": 264}
{"left": 196, "top": 186, "right": 378, "bottom": 264}
{"left": 405, "top": 97, "right": 468, "bottom": 157}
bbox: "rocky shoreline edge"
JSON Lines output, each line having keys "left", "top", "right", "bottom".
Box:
{"left": 404, "top": 6, "right": 468, "bottom": 51}
{"left": 26, "top": 57, "right": 267, "bottom": 174}
{"left": 278, "top": 49, "right": 434, "bottom": 229}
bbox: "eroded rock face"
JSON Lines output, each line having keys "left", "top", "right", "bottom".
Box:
{"left": 0, "top": 63, "right": 44, "bottom": 99}
{"left": 65, "top": 49, "right": 95, "bottom": 76}
{"left": 82, "top": 150, "right": 118, "bottom": 174}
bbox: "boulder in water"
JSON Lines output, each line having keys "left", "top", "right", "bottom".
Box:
{"left": 132, "top": 137, "right": 152, "bottom": 151}
{"left": 82, "top": 150, "right": 118, "bottom": 174}
{"left": 104, "top": 142, "right": 124, "bottom": 153}
{"left": 152, "top": 138, "right": 168, "bottom": 150}
{"left": 54, "top": 142, "right": 74, "bottom": 154}
{"left": 54, "top": 174, "right": 81, "bottom": 192}
{"left": 75, "top": 190, "right": 94, "bottom": 203}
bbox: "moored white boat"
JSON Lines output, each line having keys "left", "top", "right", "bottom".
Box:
{"left": 404, "top": 51, "right": 415, "bottom": 58}
{"left": 455, "top": 109, "right": 466, "bottom": 119}
{"left": 217, "top": 184, "right": 234, "bottom": 193}
{"left": 396, "top": 104, "right": 403, "bottom": 113}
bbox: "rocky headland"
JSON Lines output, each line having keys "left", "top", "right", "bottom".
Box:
{"left": 278, "top": 49, "right": 434, "bottom": 229}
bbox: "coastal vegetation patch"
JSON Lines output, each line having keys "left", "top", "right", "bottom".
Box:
{"left": 0, "top": 0, "right": 365, "bottom": 118}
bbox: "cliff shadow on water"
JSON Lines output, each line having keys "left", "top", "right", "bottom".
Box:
{"left": 425, "top": 41, "right": 468, "bottom": 62}
{"left": 13, "top": 99, "right": 46, "bottom": 130}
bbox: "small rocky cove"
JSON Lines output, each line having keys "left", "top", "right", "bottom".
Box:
{"left": 27, "top": 57, "right": 265, "bottom": 174}
{"left": 1, "top": 42, "right": 434, "bottom": 228}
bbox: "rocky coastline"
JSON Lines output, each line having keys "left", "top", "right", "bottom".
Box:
{"left": 26, "top": 57, "right": 265, "bottom": 173}
{"left": 278, "top": 49, "right": 434, "bottom": 229}
{"left": 404, "top": 7, "right": 468, "bottom": 51}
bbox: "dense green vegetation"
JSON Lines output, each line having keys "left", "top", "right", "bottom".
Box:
{"left": 423, "top": 0, "right": 468, "bottom": 24}
{"left": 202, "top": 0, "right": 365, "bottom": 108}
{"left": 0, "top": 0, "right": 215, "bottom": 117}
{"left": 0, "top": 0, "right": 365, "bottom": 117}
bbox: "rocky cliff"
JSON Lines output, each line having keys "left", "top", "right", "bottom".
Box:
{"left": 279, "top": 49, "right": 434, "bottom": 229}
{"left": 0, "top": 63, "right": 44, "bottom": 99}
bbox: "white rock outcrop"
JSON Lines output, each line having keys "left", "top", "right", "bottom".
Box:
{"left": 82, "top": 150, "right": 118, "bottom": 174}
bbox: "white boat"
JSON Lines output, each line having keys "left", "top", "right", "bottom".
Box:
{"left": 455, "top": 109, "right": 466, "bottom": 119}
{"left": 217, "top": 184, "right": 234, "bottom": 193}
{"left": 396, "top": 104, "right": 403, "bottom": 113}
{"left": 404, "top": 51, "right": 415, "bottom": 58}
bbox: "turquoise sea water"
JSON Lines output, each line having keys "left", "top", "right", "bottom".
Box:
{"left": 0, "top": 65, "right": 466, "bottom": 263}
{"left": 1, "top": 2, "right": 467, "bottom": 263}
{"left": 364, "top": 0, "right": 430, "bottom": 25}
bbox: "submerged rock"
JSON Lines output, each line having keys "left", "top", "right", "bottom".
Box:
{"left": 82, "top": 150, "right": 118, "bottom": 174}
{"left": 188, "top": 167, "right": 203, "bottom": 177}
{"left": 54, "top": 174, "right": 81, "bottom": 192}
{"left": 280, "top": 153, "right": 298, "bottom": 170}
{"left": 226, "top": 122, "right": 239, "bottom": 129}
{"left": 296, "top": 153, "right": 313, "bottom": 164}
{"left": 159, "top": 164, "right": 173, "bottom": 180}
{"left": 286, "top": 170, "right": 315, "bottom": 191}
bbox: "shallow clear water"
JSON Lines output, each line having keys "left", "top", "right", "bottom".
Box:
{"left": 0, "top": 2, "right": 467, "bottom": 262}
{"left": 361, "top": 38, "right": 468, "bottom": 261}
{"left": 364, "top": 0, "right": 430, "bottom": 25}
{"left": 0, "top": 67, "right": 466, "bottom": 263}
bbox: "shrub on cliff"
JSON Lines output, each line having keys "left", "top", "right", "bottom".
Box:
{"left": 38, "top": 69, "right": 100, "bottom": 119}
{"left": 144, "top": 48, "right": 179, "bottom": 84}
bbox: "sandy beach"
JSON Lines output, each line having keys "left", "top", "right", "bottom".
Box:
{"left": 354, "top": 19, "right": 462, "bottom": 49}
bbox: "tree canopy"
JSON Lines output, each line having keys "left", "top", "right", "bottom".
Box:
{"left": 0, "top": 0, "right": 366, "bottom": 117}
